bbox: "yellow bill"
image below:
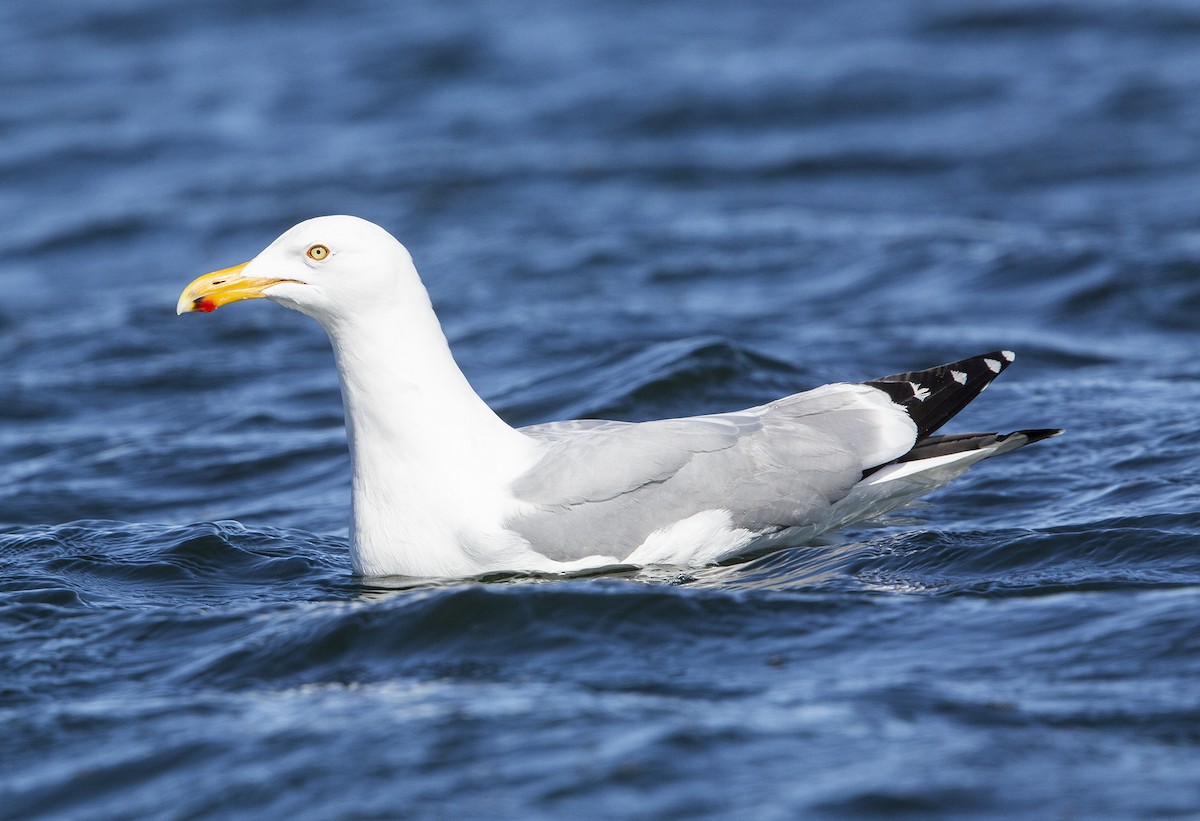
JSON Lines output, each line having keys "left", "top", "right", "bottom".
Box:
{"left": 176, "top": 262, "right": 294, "bottom": 314}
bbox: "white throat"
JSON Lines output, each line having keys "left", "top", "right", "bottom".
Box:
{"left": 321, "top": 284, "right": 539, "bottom": 577}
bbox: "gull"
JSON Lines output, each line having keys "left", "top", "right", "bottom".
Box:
{"left": 178, "top": 216, "right": 1061, "bottom": 578}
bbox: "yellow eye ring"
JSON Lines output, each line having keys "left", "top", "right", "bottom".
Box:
{"left": 307, "top": 244, "right": 330, "bottom": 261}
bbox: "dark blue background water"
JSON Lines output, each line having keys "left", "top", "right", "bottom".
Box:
{"left": 4, "top": 0, "right": 1200, "bottom": 817}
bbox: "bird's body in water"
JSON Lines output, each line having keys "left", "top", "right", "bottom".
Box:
{"left": 178, "top": 215, "right": 1061, "bottom": 578}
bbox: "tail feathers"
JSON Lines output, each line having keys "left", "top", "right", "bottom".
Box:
{"left": 897, "top": 428, "right": 1064, "bottom": 463}
{"left": 862, "top": 427, "right": 1062, "bottom": 486}
{"left": 864, "top": 350, "right": 1017, "bottom": 440}
{"left": 816, "top": 426, "right": 1062, "bottom": 539}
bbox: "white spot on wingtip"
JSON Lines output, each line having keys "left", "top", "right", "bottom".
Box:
{"left": 1001, "top": 350, "right": 1015, "bottom": 362}
{"left": 984, "top": 358, "right": 1001, "bottom": 373}
{"left": 951, "top": 369, "right": 967, "bottom": 384}
{"left": 909, "top": 381, "right": 931, "bottom": 400}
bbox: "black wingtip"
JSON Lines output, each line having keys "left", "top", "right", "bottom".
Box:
{"left": 863, "top": 350, "right": 1020, "bottom": 440}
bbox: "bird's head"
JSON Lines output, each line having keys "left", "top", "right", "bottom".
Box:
{"left": 177, "top": 215, "right": 418, "bottom": 325}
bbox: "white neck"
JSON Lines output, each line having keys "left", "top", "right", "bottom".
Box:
{"left": 322, "top": 285, "right": 538, "bottom": 577}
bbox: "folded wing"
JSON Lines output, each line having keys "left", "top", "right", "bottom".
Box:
{"left": 507, "top": 383, "right": 917, "bottom": 562}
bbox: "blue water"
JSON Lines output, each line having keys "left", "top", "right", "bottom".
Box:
{"left": 4, "top": 0, "right": 1200, "bottom": 817}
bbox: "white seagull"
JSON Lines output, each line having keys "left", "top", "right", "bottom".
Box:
{"left": 178, "top": 216, "right": 1061, "bottom": 578}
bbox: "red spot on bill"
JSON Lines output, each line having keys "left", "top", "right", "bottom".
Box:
{"left": 194, "top": 298, "right": 216, "bottom": 313}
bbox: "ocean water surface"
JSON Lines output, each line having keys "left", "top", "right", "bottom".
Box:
{"left": 4, "top": 0, "right": 1200, "bottom": 817}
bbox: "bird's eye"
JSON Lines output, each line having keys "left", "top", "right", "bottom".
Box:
{"left": 307, "top": 244, "right": 330, "bottom": 261}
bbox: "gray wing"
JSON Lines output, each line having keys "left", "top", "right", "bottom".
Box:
{"left": 506, "top": 383, "right": 916, "bottom": 562}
